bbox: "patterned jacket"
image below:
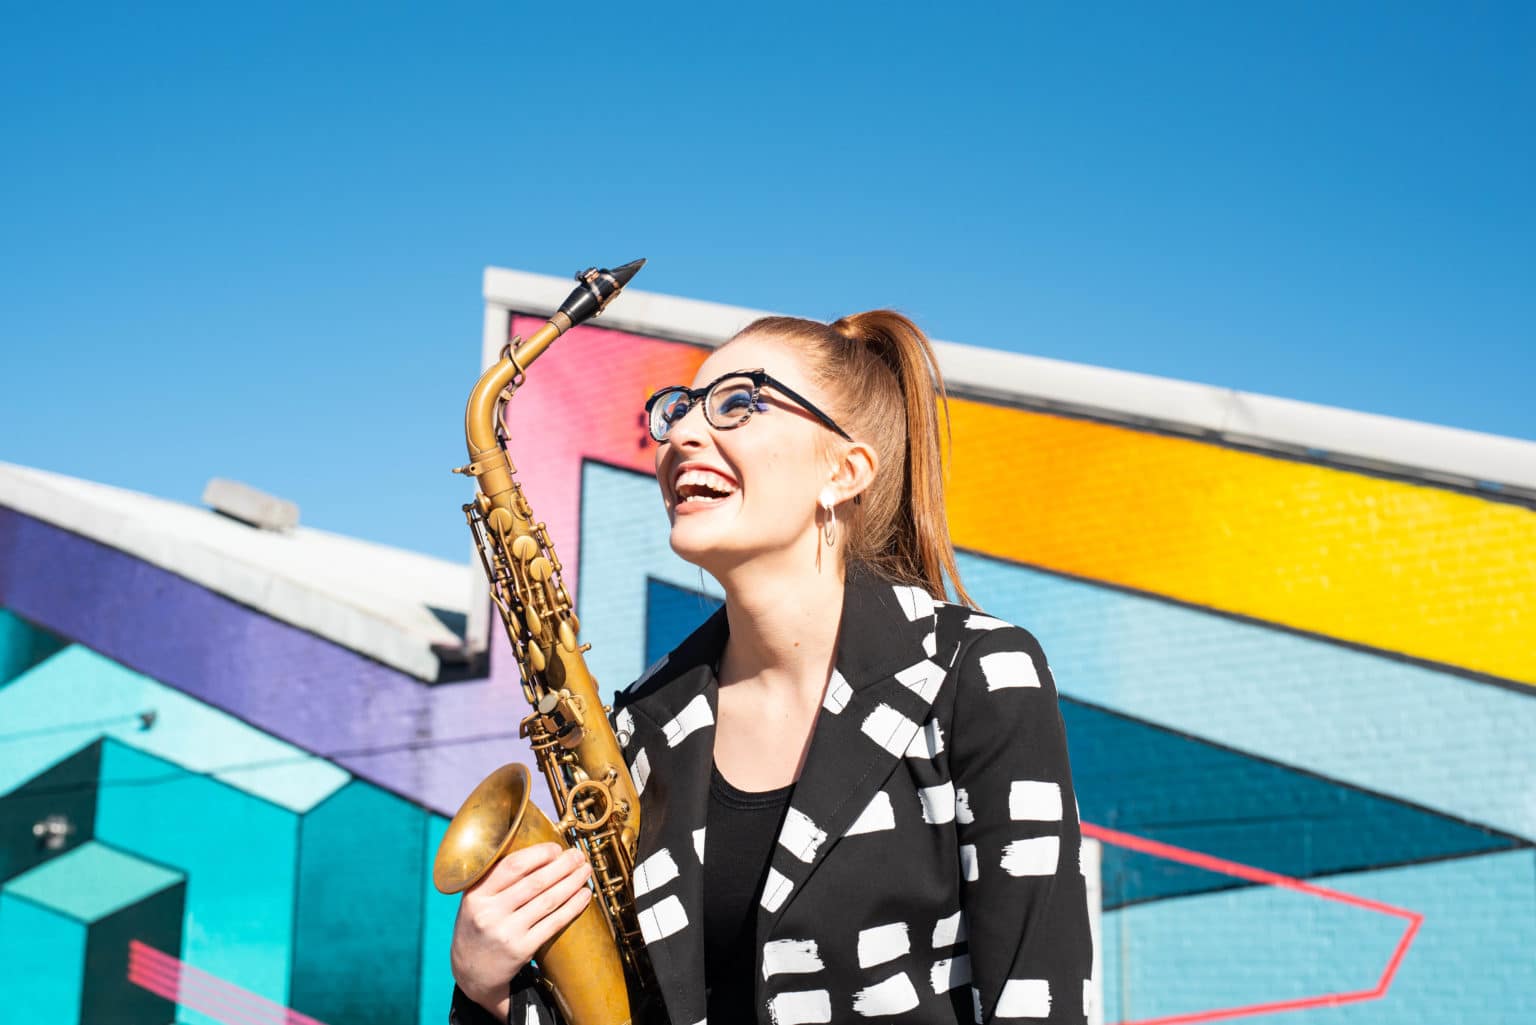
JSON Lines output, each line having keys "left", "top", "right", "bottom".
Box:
{"left": 452, "top": 568, "right": 1092, "bottom": 1024}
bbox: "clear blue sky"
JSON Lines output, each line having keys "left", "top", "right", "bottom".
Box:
{"left": 3, "top": 2, "right": 1532, "bottom": 562}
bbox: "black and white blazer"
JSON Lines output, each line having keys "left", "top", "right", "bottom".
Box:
{"left": 453, "top": 568, "right": 1092, "bottom": 1025}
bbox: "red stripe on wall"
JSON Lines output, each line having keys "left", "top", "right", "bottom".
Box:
{"left": 128, "top": 940, "right": 332, "bottom": 1025}
{"left": 1082, "top": 822, "right": 1424, "bottom": 1025}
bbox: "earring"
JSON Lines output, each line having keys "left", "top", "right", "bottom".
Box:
{"left": 822, "top": 498, "right": 837, "bottom": 547}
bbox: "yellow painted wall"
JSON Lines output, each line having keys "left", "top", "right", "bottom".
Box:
{"left": 947, "top": 399, "right": 1535, "bottom": 686}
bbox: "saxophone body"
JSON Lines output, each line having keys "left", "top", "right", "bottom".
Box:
{"left": 435, "top": 261, "right": 648, "bottom": 1025}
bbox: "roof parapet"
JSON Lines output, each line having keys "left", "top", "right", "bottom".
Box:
{"left": 202, "top": 478, "right": 300, "bottom": 531}
{"left": 484, "top": 266, "right": 1536, "bottom": 501}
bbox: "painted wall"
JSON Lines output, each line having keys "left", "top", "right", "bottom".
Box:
{"left": 506, "top": 316, "right": 1535, "bottom": 1025}
{"left": 0, "top": 521, "right": 477, "bottom": 1024}
{"left": 1, "top": 310, "right": 1531, "bottom": 1024}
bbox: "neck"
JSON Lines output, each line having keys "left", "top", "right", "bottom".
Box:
{"left": 710, "top": 542, "right": 847, "bottom": 703}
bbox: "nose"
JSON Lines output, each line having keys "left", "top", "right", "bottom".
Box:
{"left": 663, "top": 399, "right": 710, "bottom": 448}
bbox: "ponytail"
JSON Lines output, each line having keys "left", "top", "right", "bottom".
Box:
{"left": 738, "top": 311, "right": 975, "bottom": 607}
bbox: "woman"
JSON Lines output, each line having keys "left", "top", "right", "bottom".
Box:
{"left": 450, "top": 312, "right": 1092, "bottom": 1024}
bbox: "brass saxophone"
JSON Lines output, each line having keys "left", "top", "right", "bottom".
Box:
{"left": 434, "top": 260, "right": 648, "bottom": 1025}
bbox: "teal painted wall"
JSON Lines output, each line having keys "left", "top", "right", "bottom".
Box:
{"left": 0, "top": 608, "right": 66, "bottom": 686}
{"left": 96, "top": 741, "right": 299, "bottom": 1023}
{"left": 0, "top": 890, "right": 86, "bottom": 1025}
{"left": 0, "top": 630, "right": 460, "bottom": 1025}
{"left": 419, "top": 814, "right": 460, "bottom": 1025}
{"left": 291, "top": 780, "right": 433, "bottom": 1021}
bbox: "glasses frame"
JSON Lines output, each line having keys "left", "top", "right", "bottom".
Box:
{"left": 644, "top": 369, "right": 853, "bottom": 443}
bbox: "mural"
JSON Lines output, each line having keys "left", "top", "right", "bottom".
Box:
{"left": 1, "top": 307, "right": 1531, "bottom": 1023}
{"left": 507, "top": 316, "right": 1536, "bottom": 1025}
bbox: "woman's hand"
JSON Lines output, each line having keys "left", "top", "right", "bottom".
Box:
{"left": 449, "top": 842, "right": 594, "bottom": 1017}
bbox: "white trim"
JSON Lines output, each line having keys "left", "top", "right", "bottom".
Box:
{"left": 1084, "top": 837, "right": 1103, "bottom": 1025}
{"left": 484, "top": 266, "right": 1536, "bottom": 495}
{"left": 485, "top": 266, "right": 761, "bottom": 348}
{"left": 462, "top": 302, "right": 512, "bottom": 664}
{"left": 0, "top": 462, "right": 470, "bottom": 682}
{"left": 481, "top": 301, "right": 510, "bottom": 371}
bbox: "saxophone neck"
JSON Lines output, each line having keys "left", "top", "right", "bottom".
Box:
{"left": 515, "top": 259, "right": 646, "bottom": 365}
{"left": 463, "top": 259, "right": 646, "bottom": 468}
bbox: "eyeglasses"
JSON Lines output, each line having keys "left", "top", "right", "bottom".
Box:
{"left": 644, "top": 369, "right": 853, "bottom": 444}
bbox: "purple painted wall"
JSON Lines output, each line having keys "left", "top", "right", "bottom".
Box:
{"left": 0, "top": 508, "right": 526, "bottom": 816}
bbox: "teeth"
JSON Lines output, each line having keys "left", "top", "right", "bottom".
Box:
{"left": 675, "top": 468, "right": 738, "bottom": 501}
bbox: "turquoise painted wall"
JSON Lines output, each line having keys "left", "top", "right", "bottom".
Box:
{"left": 0, "top": 628, "right": 459, "bottom": 1025}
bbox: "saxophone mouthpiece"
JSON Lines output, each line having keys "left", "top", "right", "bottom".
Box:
{"left": 608, "top": 258, "right": 645, "bottom": 289}
{"left": 556, "top": 258, "right": 647, "bottom": 329}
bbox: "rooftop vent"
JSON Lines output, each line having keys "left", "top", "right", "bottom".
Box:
{"left": 202, "top": 478, "right": 300, "bottom": 531}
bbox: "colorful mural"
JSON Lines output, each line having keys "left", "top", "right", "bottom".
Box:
{"left": 506, "top": 315, "right": 1536, "bottom": 1025}
{"left": 0, "top": 527, "right": 469, "bottom": 1024}
{"left": 1, "top": 300, "right": 1532, "bottom": 1024}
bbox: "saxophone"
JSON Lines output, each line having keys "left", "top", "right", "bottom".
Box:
{"left": 434, "top": 260, "right": 648, "bottom": 1025}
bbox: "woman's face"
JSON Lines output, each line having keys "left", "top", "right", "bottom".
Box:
{"left": 653, "top": 333, "right": 838, "bottom": 576}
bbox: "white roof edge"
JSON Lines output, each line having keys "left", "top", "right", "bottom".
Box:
{"left": 485, "top": 266, "right": 767, "bottom": 348}
{"left": 0, "top": 463, "right": 465, "bottom": 682}
{"left": 485, "top": 266, "right": 1536, "bottom": 495}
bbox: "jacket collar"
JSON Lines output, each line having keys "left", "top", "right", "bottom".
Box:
{"left": 834, "top": 562, "right": 946, "bottom": 686}
{"left": 621, "top": 563, "right": 943, "bottom": 720}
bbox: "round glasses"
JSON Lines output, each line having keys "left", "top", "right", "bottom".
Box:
{"left": 644, "top": 369, "right": 852, "bottom": 444}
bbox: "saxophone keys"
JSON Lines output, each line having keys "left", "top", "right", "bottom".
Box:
{"left": 527, "top": 642, "right": 547, "bottom": 673}
{"left": 528, "top": 556, "right": 554, "bottom": 581}
{"left": 557, "top": 620, "right": 577, "bottom": 652}
{"left": 487, "top": 507, "right": 516, "bottom": 535}
{"left": 511, "top": 534, "right": 539, "bottom": 561}
{"left": 525, "top": 608, "right": 544, "bottom": 636}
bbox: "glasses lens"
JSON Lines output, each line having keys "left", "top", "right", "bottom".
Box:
{"left": 649, "top": 389, "right": 692, "bottom": 441}
{"left": 706, "top": 376, "right": 760, "bottom": 429}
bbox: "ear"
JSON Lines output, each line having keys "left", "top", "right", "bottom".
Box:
{"left": 822, "top": 440, "right": 878, "bottom": 508}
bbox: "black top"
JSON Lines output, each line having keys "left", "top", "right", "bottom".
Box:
{"left": 703, "top": 764, "right": 795, "bottom": 1025}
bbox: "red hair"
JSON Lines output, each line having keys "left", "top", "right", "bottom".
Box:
{"left": 734, "top": 310, "right": 974, "bottom": 607}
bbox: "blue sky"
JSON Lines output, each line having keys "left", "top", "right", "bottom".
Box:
{"left": 2, "top": 2, "right": 1531, "bottom": 562}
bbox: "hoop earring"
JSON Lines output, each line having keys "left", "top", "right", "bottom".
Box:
{"left": 822, "top": 499, "right": 837, "bottom": 547}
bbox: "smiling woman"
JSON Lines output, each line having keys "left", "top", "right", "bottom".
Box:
{"left": 450, "top": 310, "right": 1092, "bottom": 1025}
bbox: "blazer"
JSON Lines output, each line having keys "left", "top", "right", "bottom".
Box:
{"left": 452, "top": 567, "right": 1092, "bottom": 1025}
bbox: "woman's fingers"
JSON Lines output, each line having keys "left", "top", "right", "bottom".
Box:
{"left": 505, "top": 849, "right": 592, "bottom": 923}
{"left": 491, "top": 846, "right": 590, "bottom": 917}
{"left": 515, "top": 875, "right": 595, "bottom": 954}
{"left": 469, "top": 842, "right": 565, "bottom": 898}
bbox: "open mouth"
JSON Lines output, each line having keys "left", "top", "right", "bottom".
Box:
{"left": 674, "top": 467, "right": 739, "bottom": 509}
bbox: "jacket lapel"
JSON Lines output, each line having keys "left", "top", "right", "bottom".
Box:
{"left": 754, "top": 569, "right": 957, "bottom": 948}
{"left": 620, "top": 611, "right": 726, "bottom": 1025}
